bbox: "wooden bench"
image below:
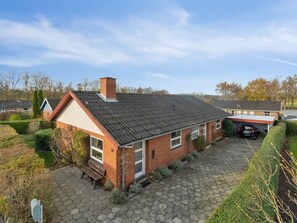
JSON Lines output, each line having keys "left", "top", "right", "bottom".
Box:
{"left": 81, "top": 159, "right": 106, "bottom": 190}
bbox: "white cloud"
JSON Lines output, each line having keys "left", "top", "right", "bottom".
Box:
{"left": 258, "top": 56, "right": 297, "bottom": 66}
{"left": 147, "top": 72, "right": 172, "bottom": 79}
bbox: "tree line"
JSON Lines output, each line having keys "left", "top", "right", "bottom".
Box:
{"left": 0, "top": 71, "right": 169, "bottom": 100}
{"left": 215, "top": 75, "right": 297, "bottom": 108}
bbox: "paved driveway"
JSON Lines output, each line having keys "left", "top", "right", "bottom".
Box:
{"left": 50, "top": 138, "right": 262, "bottom": 223}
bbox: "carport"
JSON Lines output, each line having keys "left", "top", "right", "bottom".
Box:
{"left": 227, "top": 115, "right": 275, "bottom": 134}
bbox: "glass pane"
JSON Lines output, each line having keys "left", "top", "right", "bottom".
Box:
{"left": 192, "top": 131, "right": 198, "bottom": 139}
{"left": 135, "top": 150, "right": 142, "bottom": 162}
{"left": 134, "top": 142, "right": 143, "bottom": 150}
{"left": 91, "top": 137, "right": 103, "bottom": 150}
{"left": 191, "top": 126, "right": 198, "bottom": 132}
{"left": 171, "top": 138, "right": 181, "bottom": 147}
{"left": 171, "top": 131, "right": 181, "bottom": 138}
{"left": 135, "top": 162, "right": 142, "bottom": 174}
{"left": 91, "top": 148, "right": 102, "bottom": 161}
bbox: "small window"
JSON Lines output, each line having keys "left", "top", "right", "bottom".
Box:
{"left": 231, "top": 110, "right": 235, "bottom": 115}
{"left": 216, "top": 119, "right": 221, "bottom": 129}
{"left": 171, "top": 130, "right": 181, "bottom": 149}
{"left": 264, "top": 111, "right": 270, "bottom": 116}
{"left": 191, "top": 126, "right": 199, "bottom": 140}
{"left": 90, "top": 137, "right": 103, "bottom": 163}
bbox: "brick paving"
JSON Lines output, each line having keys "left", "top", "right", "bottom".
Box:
{"left": 50, "top": 137, "right": 262, "bottom": 223}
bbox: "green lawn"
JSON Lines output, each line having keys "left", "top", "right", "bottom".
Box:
{"left": 288, "top": 136, "right": 297, "bottom": 159}
{"left": 22, "top": 134, "right": 56, "bottom": 168}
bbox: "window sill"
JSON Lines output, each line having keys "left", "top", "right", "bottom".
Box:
{"left": 171, "top": 144, "right": 182, "bottom": 150}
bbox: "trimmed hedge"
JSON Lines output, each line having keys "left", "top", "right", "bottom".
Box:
{"left": 222, "top": 119, "right": 234, "bottom": 137}
{"left": 207, "top": 122, "right": 286, "bottom": 223}
{"left": 35, "top": 128, "right": 53, "bottom": 150}
{"left": 282, "top": 120, "right": 297, "bottom": 136}
{"left": 0, "top": 120, "right": 55, "bottom": 134}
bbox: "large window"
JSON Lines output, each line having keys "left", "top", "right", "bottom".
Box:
{"left": 90, "top": 137, "right": 103, "bottom": 163}
{"left": 171, "top": 130, "right": 181, "bottom": 149}
{"left": 216, "top": 119, "right": 221, "bottom": 129}
{"left": 191, "top": 126, "right": 199, "bottom": 140}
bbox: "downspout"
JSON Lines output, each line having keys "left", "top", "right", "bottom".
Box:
{"left": 121, "top": 147, "right": 125, "bottom": 191}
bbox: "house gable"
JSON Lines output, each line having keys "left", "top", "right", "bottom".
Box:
{"left": 56, "top": 98, "right": 104, "bottom": 136}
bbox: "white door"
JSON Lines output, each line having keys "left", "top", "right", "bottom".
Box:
{"left": 134, "top": 141, "right": 145, "bottom": 179}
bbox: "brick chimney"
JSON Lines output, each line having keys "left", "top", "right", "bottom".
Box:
{"left": 100, "top": 77, "right": 117, "bottom": 101}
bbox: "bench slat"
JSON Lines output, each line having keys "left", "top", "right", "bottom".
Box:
{"left": 81, "top": 166, "right": 102, "bottom": 181}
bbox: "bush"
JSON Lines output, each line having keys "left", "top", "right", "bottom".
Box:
{"left": 8, "top": 114, "right": 21, "bottom": 121}
{"left": 193, "top": 135, "right": 206, "bottom": 152}
{"left": 129, "top": 182, "right": 143, "bottom": 194}
{"left": 103, "top": 180, "right": 113, "bottom": 191}
{"left": 35, "top": 128, "right": 52, "bottom": 150}
{"left": 222, "top": 119, "right": 234, "bottom": 137}
{"left": 183, "top": 154, "right": 194, "bottom": 162}
{"left": 192, "top": 150, "right": 200, "bottom": 158}
{"left": 283, "top": 120, "right": 297, "bottom": 136}
{"left": 40, "top": 121, "right": 56, "bottom": 129}
{"left": 158, "top": 166, "right": 172, "bottom": 178}
{"left": 27, "top": 121, "right": 40, "bottom": 136}
{"left": 72, "top": 130, "right": 90, "bottom": 166}
{"left": 0, "top": 120, "right": 30, "bottom": 134}
{"left": 111, "top": 188, "right": 126, "bottom": 204}
{"left": 0, "top": 125, "right": 22, "bottom": 148}
{"left": 152, "top": 171, "right": 163, "bottom": 182}
{"left": 207, "top": 123, "right": 286, "bottom": 223}
{"left": 168, "top": 160, "right": 182, "bottom": 171}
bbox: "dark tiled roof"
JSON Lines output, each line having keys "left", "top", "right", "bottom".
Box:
{"left": 73, "top": 91, "right": 229, "bottom": 146}
{"left": 46, "top": 99, "right": 60, "bottom": 110}
{"left": 213, "top": 100, "right": 282, "bottom": 111}
{"left": 0, "top": 100, "right": 32, "bottom": 110}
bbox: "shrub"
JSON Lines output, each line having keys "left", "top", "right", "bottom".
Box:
{"left": 207, "top": 123, "right": 286, "bottom": 223}
{"left": 40, "top": 121, "right": 56, "bottom": 129}
{"left": 152, "top": 171, "right": 163, "bottom": 182}
{"left": 168, "top": 160, "right": 182, "bottom": 171}
{"left": 103, "top": 180, "right": 113, "bottom": 191}
{"left": 283, "top": 120, "right": 297, "bottom": 136}
{"left": 35, "top": 128, "right": 52, "bottom": 150}
{"left": 8, "top": 114, "right": 21, "bottom": 121}
{"left": 0, "top": 125, "right": 22, "bottom": 148}
{"left": 192, "top": 150, "right": 200, "bottom": 158}
{"left": 193, "top": 135, "right": 206, "bottom": 152}
{"left": 183, "top": 154, "right": 194, "bottom": 162}
{"left": 111, "top": 188, "right": 126, "bottom": 204}
{"left": 27, "top": 121, "right": 40, "bottom": 136}
{"left": 129, "top": 182, "right": 143, "bottom": 194}
{"left": 158, "top": 166, "right": 172, "bottom": 178}
{"left": 0, "top": 112, "right": 9, "bottom": 121}
{"left": 222, "top": 119, "right": 234, "bottom": 137}
{"left": 0, "top": 120, "right": 30, "bottom": 134}
{"left": 72, "top": 130, "right": 90, "bottom": 166}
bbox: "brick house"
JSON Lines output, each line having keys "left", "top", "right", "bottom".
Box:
{"left": 40, "top": 98, "right": 61, "bottom": 120}
{"left": 213, "top": 100, "right": 282, "bottom": 119}
{"left": 50, "top": 77, "right": 228, "bottom": 190}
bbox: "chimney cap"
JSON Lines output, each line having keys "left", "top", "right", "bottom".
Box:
{"left": 100, "top": 77, "right": 116, "bottom": 80}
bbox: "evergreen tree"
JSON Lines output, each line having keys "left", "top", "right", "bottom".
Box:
{"left": 37, "top": 90, "right": 44, "bottom": 116}
{"left": 32, "top": 90, "right": 38, "bottom": 118}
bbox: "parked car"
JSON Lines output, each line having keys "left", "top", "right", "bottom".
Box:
{"left": 236, "top": 124, "right": 261, "bottom": 140}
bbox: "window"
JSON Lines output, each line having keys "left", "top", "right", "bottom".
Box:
{"left": 264, "top": 111, "right": 270, "bottom": 116}
{"left": 216, "top": 119, "right": 221, "bottom": 129}
{"left": 237, "top": 110, "right": 242, "bottom": 114}
{"left": 243, "top": 110, "right": 248, "bottom": 114}
{"left": 171, "top": 130, "right": 181, "bottom": 149}
{"left": 90, "top": 137, "right": 103, "bottom": 163}
{"left": 249, "top": 111, "right": 254, "bottom": 115}
{"left": 191, "top": 126, "right": 199, "bottom": 140}
{"left": 231, "top": 110, "right": 235, "bottom": 115}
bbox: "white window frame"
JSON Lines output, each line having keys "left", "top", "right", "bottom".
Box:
{"left": 216, "top": 119, "right": 221, "bottom": 130}
{"left": 264, "top": 111, "right": 271, "bottom": 116}
{"left": 171, "top": 130, "right": 182, "bottom": 149}
{"left": 90, "top": 136, "right": 104, "bottom": 164}
{"left": 191, "top": 126, "right": 199, "bottom": 140}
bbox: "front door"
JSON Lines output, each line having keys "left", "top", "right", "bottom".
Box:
{"left": 134, "top": 141, "right": 145, "bottom": 179}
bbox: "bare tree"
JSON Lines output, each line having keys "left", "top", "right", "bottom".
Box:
{"left": 82, "top": 78, "right": 89, "bottom": 91}
{"left": 30, "top": 73, "right": 50, "bottom": 90}
{"left": 7, "top": 71, "right": 21, "bottom": 90}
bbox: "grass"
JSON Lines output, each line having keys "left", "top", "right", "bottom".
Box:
{"left": 22, "top": 133, "right": 56, "bottom": 168}
{"left": 288, "top": 136, "right": 297, "bottom": 159}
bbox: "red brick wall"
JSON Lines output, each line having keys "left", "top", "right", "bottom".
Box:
{"left": 56, "top": 121, "right": 120, "bottom": 188}
{"left": 100, "top": 77, "right": 116, "bottom": 99}
{"left": 42, "top": 110, "right": 52, "bottom": 121}
{"left": 206, "top": 120, "right": 223, "bottom": 143}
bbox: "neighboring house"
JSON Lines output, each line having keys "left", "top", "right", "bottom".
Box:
{"left": 0, "top": 100, "right": 32, "bottom": 113}
{"left": 50, "top": 77, "right": 229, "bottom": 190}
{"left": 40, "top": 98, "right": 61, "bottom": 120}
{"left": 213, "top": 100, "right": 282, "bottom": 119}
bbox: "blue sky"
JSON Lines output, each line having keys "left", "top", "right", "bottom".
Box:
{"left": 0, "top": 0, "right": 297, "bottom": 94}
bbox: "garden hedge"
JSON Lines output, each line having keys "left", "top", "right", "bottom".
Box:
{"left": 72, "top": 130, "right": 90, "bottom": 166}
{"left": 0, "top": 120, "right": 55, "bottom": 134}
{"left": 207, "top": 122, "right": 286, "bottom": 223}
{"left": 222, "top": 119, "right": 234, "bottom": 137}
{"left": 282, "top": 120, "right": 297, "bottom": 136}
{"left": 35, "top": 128, "right": 53, "bottom": 150}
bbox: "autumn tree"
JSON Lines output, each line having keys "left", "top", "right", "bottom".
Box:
{"left": 266, "top": 77, "right": 281, "bottom": 101}
{"left": 215, "top": 81, "right": 243, "bottom": 100}
{"left": 281, "top": 75, "right": 297, "bottom": 108}
{"left": 244, "top": 78, "right": 269, "bottom": 101}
